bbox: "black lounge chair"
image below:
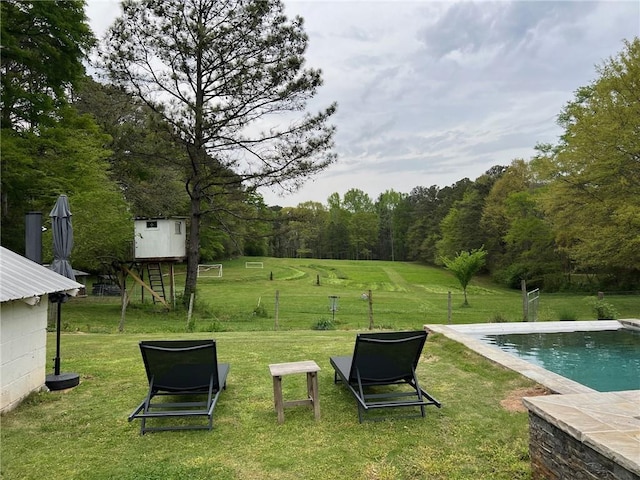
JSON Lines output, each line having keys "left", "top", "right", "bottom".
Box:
{"left": 330, "top": 330, "right": 441, "bottom": 422}
{"left": 128, "top": 339, "right": 229, "bottom": 434}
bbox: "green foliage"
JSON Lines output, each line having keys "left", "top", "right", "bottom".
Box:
{"left": 1, "top": 0, "right": 95, "bottom": 129}
{"left": 1, "top": 108, "right": 132, "bottom": 268}
{"left": 348, "top": 216, "right": 378, "bottom": 261}
{"left": 588, "top": 297, "right": 619, "bottom": 320}
{"left": 436, "top": 171, "right": 502, "bottom": 263}
{"left": 376, "top": 190, "right": 404, "bottom": 261}
{"left": 312, "top": 318, "right": 335, "bottom": 330}
{"left": 73, "top": 78, "right": 190, "bottom": 218}
{"left": 436, "top": 189, "right": 488, "bottom": 262}
{"left": 100, "top": 0, "right": 338, "bottom": 299}
{"left": 253, "top": 303, "right": 269, "bottom": 318}
{"left": 534, "top": 38, "right": 640, "bottom": 276}
{"left": 406, "top": 185, "right": 459, "bottom": 263}
{"left": 441, "top": 247, "right": 488, "bottom": 305}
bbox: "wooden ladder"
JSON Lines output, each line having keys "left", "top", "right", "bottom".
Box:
{"left": 146, "top": 263, "right": 166, "bottom": 304}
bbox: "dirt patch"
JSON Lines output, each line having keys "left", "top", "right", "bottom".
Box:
{"left": 501, "top": 386, "right": 550, "bottom": 412}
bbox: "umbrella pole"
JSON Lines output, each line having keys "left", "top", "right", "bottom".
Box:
{"left": 45, "top": 293, "right": 79, "bottom": 391}
{"left": 54, "top": 300, "right": 62, "bottom": 376}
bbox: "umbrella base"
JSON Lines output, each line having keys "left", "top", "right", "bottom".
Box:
{"left": 46, "top": 373, "right": 80, "bottom": 391}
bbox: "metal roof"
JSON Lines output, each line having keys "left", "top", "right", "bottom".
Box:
{"left": 0, "top": 247, "right": 83, "bottom": 303}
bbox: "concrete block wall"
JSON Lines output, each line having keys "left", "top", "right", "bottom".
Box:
{"left": 1, "top": 300, "right": 48, "bottom": 413}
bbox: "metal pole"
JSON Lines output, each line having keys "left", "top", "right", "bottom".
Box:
{"left": 54, "top": 300, "right": 62, "bottom": 375}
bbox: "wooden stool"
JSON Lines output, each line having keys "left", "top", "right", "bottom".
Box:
{"left": 268, "top": 360, "right": 321, "bottom": 424}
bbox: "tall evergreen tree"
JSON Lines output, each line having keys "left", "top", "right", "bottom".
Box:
{"left": 100, "top": 0, "right": 337, "bottom": 301}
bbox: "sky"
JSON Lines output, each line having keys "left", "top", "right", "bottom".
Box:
{"left": 85, "top": 0, "right": 640, "bottom": 207}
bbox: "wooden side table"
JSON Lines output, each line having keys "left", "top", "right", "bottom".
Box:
{"left": 268, "top": 360, "right": 321, "bottom": 424}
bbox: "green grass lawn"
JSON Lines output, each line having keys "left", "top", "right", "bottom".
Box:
{"left": 2, "top": 331, "right": 537, "bottom": 480}
{"left": 65, "top": 257, "right": 638, "bottom": 334}
{"left": 2, "top": 258, "right": 638, "bottom": 479}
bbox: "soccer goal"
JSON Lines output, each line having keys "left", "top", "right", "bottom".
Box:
{"left": 198, "top": 264, "right": 223, "bottom": 278}
{"left": 245, "top": 261, "right": 264, "bottom": 269}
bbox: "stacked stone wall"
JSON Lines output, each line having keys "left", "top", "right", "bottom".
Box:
{"left": 529, "top": 412, "right": 639, "bottom": 480}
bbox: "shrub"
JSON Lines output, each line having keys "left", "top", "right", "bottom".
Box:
{"left": 312, "top": 319, "right": 335, "bottom": 330}
{"left": 489, "top": 314, "right": 508, "bottom": 323}
{"left": 253, "top": 304, "right": 268, "bottom": 318}
{"left": 587, "top": 297, "right": 619, "bottom": 320}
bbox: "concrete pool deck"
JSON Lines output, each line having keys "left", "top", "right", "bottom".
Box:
{"left": 425, "top": 319, "right": 640, "bottom": 479}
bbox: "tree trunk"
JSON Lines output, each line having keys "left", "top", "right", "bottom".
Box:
{"left": 183, "top": 193, "right": 202, "bottom": 305}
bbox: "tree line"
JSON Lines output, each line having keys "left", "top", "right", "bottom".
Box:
{"left": 1, "top": 1, "right": 638, "bottom": 295}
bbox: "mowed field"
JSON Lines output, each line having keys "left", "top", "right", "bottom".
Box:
{"left": 65, "top": 257, "right": 639, "bottom": 333}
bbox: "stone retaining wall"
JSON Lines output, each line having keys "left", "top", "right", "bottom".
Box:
{"left": 529, "top": 412, "right": 639, "bottom": 480}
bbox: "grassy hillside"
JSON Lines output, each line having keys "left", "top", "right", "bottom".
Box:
{"left": 64, "top": 257, "right": 638, "bottom": 334}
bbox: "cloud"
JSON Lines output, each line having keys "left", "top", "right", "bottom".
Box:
{"left": 84, "top": 0, "right": 640, "bottom": 207}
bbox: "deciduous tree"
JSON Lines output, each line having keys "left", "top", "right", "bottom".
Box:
{"left": 1, "top": 108, "right": 132, "bottom": 268}
{"left": 1, "top": 0, "right": 94, "bottom": 129}
{"left": 441, "top": 247, "right": 487, "bottom": 306}
{"left": 534, "top": 38, "right": 640, "bottom": 283}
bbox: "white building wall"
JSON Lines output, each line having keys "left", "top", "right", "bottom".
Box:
{"left": 134, "top": 218, "right": 186, "bottom": 259}
{"left": 0, "top": 299, "right": 48, "bottom": 413}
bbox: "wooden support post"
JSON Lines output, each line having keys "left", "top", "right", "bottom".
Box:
{"left": 522, "top": 279, "right": 528, "bottom": 322}
{"left": 121, "top": 265, "right": 169, "bottom": 309}
{"left": 170, "top": 263, "right": 175, "bottom": 309}
{"left": 275, "top": 290, "right": 280, "bottom": 331}
{"left": 368, "top": 289, "right": 374, "bottom": 330}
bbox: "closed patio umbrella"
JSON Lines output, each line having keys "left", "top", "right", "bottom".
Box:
{"left": 49, "top": 194, "right": 75, "bottom": 281}
{"left": 46, "top": 195, "right": 80, "bottom": 391}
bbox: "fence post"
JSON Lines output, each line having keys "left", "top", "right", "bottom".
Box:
{"left": 447, "top": 291, "right": 452, "bottom": 324}
{"left": 368, "top": 289, "right": 374, "bottom": 330}
{"left": 522, "top": 279, "right": 528, "bottom": 321}
{"left": 274, "top": 290, "right": 279, "bottom": 331}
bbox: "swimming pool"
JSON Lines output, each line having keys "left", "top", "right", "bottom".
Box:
{"left": 426, "top": 320, "right": 640, "bottom": 479}
{"left": 477, "top": 329, "right": 640, "bottom": 392}
{"left": 426, "top": 320, "right": 640, "bottom": 394}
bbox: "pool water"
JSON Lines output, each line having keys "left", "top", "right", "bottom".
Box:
{"left": 479, "top": 329, "right": 640, "bottom": 392}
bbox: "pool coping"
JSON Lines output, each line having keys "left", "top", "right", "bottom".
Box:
{"left": 425, "top": 319, "right": 640, "bottom": 476}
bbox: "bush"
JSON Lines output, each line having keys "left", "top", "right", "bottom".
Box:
{"left": 312, "top": 319, "right": 335, "bottom": 330}
{"left": 587, "top": 297, "right": 619, "bottom": 320}
{"left": 253, "top": 304, "right": 268, "bottom": 318}
{"left": 493, "top": 264, "right": 530, "bottom": 290}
